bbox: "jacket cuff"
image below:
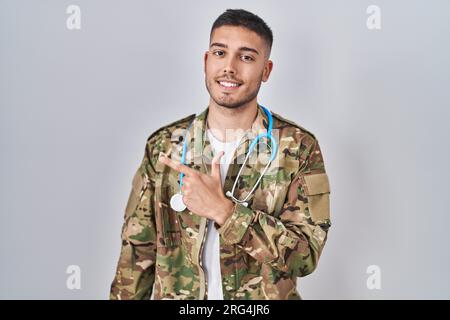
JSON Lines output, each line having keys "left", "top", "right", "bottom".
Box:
{"left": 217, "top": 202, "right": 254, "bottom": 245}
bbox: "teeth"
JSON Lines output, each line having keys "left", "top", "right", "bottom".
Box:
{"left": 219, "top": 81, "right": 240, "bottom": 88}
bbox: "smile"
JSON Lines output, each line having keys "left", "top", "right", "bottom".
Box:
{"left": 217, "top": 81, "right": 242, "bottom": 89}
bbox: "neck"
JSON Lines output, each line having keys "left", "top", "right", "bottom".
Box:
{"left": 206, "top": 98, "right": 258, "bottom": 143}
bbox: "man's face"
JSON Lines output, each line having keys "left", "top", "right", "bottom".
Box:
{"left": 204, "top": 25, "right": 273, "bottom": 109}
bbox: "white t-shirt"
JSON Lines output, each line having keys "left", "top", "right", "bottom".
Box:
{"left": 202, "top": 129, "right": 240, "bottom": 300}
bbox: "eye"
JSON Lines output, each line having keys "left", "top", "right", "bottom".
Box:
{"left": 213, "top": 50, "right": 224, "bottom": 57}
{"left": 241, "top": 55, "right": 254, "bottom": 62}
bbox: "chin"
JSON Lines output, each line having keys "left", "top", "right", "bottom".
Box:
{"left": 215, "top": 98, "right": 246, "bottom": 109}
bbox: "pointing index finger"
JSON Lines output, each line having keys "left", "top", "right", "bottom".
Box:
{"left": 158, "top": 153, "right": 196, "bottom": 176}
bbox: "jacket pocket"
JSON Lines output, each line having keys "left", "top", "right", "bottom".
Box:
{"left": 155, "top": 176, "right": 182, "bottom": 248}
{"left": 301, "top": 173, "right": 331, "bottom": 223}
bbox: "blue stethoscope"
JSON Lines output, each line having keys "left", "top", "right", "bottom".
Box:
{"left": 170, "top": 105, "right": 278, "bottom": 212}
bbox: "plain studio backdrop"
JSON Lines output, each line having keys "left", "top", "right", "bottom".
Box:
{"left": 1, "top": 0, "right": 449, "bottom": 299}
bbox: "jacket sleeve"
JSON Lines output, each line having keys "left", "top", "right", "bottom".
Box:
{"left": 110, "top": 142, "right": 157, "bottom": 299}
{"left": 218, "top": 137, "right": 331, "bottom": 277}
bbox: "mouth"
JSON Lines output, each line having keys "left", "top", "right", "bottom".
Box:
{"left": 216, "top": 80, "right": 242, "bottom": 90}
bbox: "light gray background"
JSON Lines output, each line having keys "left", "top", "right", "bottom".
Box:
{"left": 1, "top": 0, "right": 449, "bottom": 299}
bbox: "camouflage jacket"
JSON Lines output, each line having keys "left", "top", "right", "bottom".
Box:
{"left": 110, "top": 104, "right": 331, "bottom": 300}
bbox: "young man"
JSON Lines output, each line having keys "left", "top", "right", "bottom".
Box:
{"left": 110, "top": 9, "right": 331, "bottom": 300}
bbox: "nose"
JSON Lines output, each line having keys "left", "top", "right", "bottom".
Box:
{"left": 222, "top": 55, "right": 237, "bottom": 75}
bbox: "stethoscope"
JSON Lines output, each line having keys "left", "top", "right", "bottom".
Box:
{"left": 170, "top": 105, "right": 278, "bottom": 212}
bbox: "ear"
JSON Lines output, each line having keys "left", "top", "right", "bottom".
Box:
{"left": 203, "top": 51, "right": 209, "bottom": 74}
{"left": 261, "top": 60, "right": 273, "bottom": 82}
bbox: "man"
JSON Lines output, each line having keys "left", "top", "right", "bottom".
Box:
{"left": 110, "top": 9, "right": 331, "bottom": 300}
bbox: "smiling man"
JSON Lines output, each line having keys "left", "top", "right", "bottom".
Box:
{"left": 110, "top": 9, "right": 331, "bottom": 300}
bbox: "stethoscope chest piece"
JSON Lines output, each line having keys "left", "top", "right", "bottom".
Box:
{"left": 170, "top": 192, "right": 186, "bottom": 212}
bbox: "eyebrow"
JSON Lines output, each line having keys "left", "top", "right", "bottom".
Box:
{"left": 209, "top": 42, "right": 260, "bottom": 55}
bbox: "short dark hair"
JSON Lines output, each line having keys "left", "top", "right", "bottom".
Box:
{"left": 210, "top": 9, "right": 273, "bottom": 54}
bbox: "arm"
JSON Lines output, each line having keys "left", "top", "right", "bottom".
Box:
{"left": 218, "top": 137, "right": 331, "bottom": 277}
{"left": 110, "top": 143, "right": 157, "bottom": 299}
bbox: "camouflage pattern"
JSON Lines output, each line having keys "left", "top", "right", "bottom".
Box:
{"left": 110, "top": 104, "right": 331, "bottom": 300}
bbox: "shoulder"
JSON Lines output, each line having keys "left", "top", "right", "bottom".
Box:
{"left": 271, "top": 110, "right": 318, "bottom": 147}
{"left": 271, "top": 110, "right": 327, "bottom": 173}
{"left": 146, "top": 113, "right": 196, "bottom": 145}
{"left": 143, "top": 113, "right": 196, "bottom": 170}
